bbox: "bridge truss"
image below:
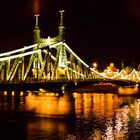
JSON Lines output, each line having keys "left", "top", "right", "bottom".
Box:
{"left": 0, "top": 41, "right": 105, "bottom": 82}
{"left": 0, "top": 41, "right": 139, "bottom": 84}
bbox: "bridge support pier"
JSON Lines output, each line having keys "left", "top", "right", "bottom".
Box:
{"left": 25, "top": 92, "right": 75, "bottom": 118}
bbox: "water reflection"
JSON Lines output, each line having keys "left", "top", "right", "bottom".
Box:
{"left": 73, "top": 93, "right": 116, "bottom": 120}
{"left": 0, "top": 91, "right": 140, "bottom": 140}
{"left": 73, "top": 93, "right": 140, "bottom": 140}
{"left": 26, "top": 117, "right": 75, "bottom": 140}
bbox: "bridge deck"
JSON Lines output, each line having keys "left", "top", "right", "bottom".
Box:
{"left": 0, "top": 79, "right": 137, "bottom": 92}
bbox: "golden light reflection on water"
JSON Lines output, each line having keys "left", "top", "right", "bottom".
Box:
{"left": 0, "top": 91, "right": 140, "bottom": 139}
{"left": 73, "top": 92, "right": 140, "bottom": 139}
{"left": 0, "top": 91, "right": 25, "bottom": 111}
{"left": 73, "top": 93, "right": 117, "bottom": 118}
{"left": 27, "top": 118, "right": 69, "bottom": 140}
{"left": 135, "top": 99, "right": 140, "bottom": 120}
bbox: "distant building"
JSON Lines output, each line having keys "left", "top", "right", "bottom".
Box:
{"left": 104, "top": 63, "right": 119, "bottom": 77}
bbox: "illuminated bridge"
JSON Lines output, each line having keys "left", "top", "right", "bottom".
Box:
{"left": 0, "top": 11, "right": 139, "bottom": 92}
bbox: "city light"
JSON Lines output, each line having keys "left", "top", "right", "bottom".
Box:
{"left": 93, "top": 62, "right": 97, "bottom": 69}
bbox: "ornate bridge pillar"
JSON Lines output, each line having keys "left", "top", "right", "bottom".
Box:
{"left": 33, "top": 14, "right": 40, "bottom": 44}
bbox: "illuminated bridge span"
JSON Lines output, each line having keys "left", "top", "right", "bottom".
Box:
{"left": 0, "top": 11, "right": 139, "bottom": 91}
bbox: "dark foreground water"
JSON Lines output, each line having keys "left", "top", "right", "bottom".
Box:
{"left": 0, "top": 91, "right": 140, "bottom": 140}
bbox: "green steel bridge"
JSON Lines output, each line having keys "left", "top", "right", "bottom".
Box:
{"left": 0, "top": 11, "right": 139, "bottom": 92}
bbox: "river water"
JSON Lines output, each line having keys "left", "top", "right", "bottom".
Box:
{"left": 0, "top": 91, "right": 140, "bottom": 140}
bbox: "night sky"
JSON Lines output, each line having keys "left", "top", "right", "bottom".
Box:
{"left": 0, "top": 0, "right": 140, "bottom": 71}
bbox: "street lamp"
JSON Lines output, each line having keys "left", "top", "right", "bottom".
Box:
{"left": 93, "top": 62, "right": 97, "bottom": 70}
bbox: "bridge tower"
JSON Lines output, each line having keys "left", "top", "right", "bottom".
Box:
{"left": 32, "top": 10, "right": 69, "bottom": 80}
{"left": 33, "top": 14, "right": 40, "bottom": 44}
{"left": 58, "top": 10, "right": 65, "bottom": 41}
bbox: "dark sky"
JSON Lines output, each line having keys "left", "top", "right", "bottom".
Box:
{"left": 0, "top": 0, "right": 140, "bottom": 71}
